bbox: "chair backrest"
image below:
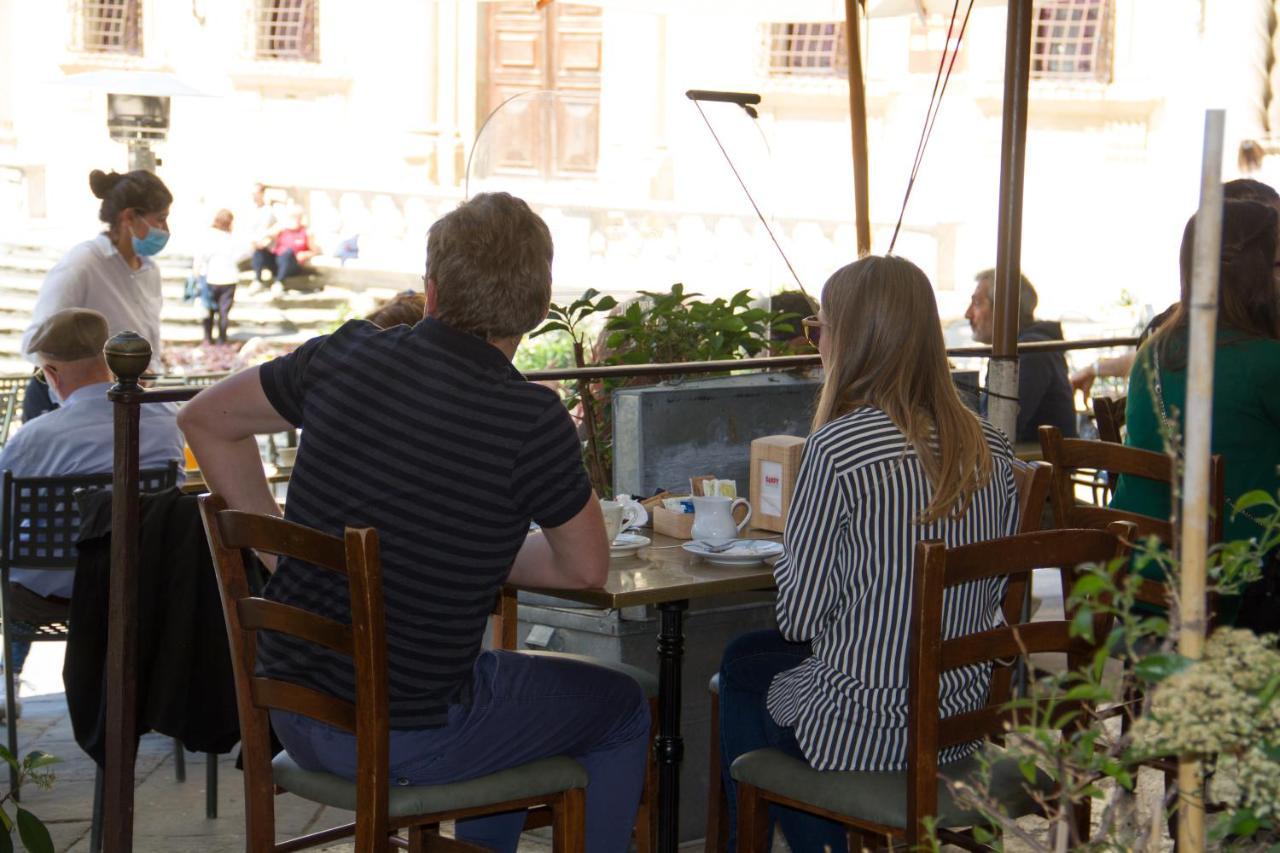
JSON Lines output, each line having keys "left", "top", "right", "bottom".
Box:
{"left": 1, "top": 463, "right": 179, "bottom": 571}
{"left": 1091, "top": 395, "right": 1126, "bottom": 444}
{"left": 1038, "top": 425, "right": 1225, "bottom": 543}
{"left": 0, "top": 389, "right": 17, "bottom": 449}
{"left": 904, "top": 523, "right": 1133, "bottom": 839}
{"left": 197, "top": 493, "right": 388, "bottom": 851}
{"left": 1038, "top": 425, "right": 1224, "bottom": 609}
{"left": 1010, "top": 459, "right": 1051, "bottom": 534}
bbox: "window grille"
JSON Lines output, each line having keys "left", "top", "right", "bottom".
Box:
{"left": 1031, "top": 0, "right": 1112, "bottom": 82}
{"left": 765, "top": 22, "right": 847, "bottom": 77}
{"left": 76, "top": 0, "right": 143, "bottom": 55}
{"left": 254, "top": 0, "right": 319, "bottom": 62}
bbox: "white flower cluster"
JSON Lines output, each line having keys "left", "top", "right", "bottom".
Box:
{"left": 1131, "top": 629, "right": 1280, "bottom": 818}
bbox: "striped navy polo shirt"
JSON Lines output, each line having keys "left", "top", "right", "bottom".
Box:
{"left": 257, "top": 317, "right": 591, "bottom": 729}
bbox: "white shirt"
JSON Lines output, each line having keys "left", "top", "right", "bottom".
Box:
{"left": 194, "top": 228, "right": 250, "bottom": 286}
{"left": 0, "top": 381, "right": 184, "bottom": 598}
{"left": 23, "top": 234, "right": 165, "bottom": 370}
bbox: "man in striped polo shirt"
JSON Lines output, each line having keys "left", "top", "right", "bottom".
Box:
{"left": 180, "top": 192, "right": 649, "bottom": 853}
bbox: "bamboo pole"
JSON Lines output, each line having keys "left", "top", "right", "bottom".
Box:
{"left": 844, "top": 0, "right": 871, "bottom": 256}
{"left": 1177, "top": 108, "right": 1224, "bottom": 853}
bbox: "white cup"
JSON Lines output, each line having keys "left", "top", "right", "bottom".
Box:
{"left": 601, "top": 499, "right": 644, "bottom": 543}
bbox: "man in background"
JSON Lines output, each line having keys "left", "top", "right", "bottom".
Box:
{"left": 0, "top": 308, "right": 183, "bottom": 717}
{"left": 965, "top": 269, "right": 1077, "bottom": 443}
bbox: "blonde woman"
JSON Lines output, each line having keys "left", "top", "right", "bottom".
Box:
{"left": 716, "top": 255, "right": 1021, "bottom": 851}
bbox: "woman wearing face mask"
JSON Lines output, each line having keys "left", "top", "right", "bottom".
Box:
{"left": 21, "top": 169, "right": 173, "bottom": 419}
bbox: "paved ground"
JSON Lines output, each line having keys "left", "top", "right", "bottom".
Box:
{"left": 6, "top": 577, "right": 1173, "bottom": 852}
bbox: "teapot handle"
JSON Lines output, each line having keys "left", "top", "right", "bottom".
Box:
{"left": 731, "top": 498, "right": 753, "bottom": 533}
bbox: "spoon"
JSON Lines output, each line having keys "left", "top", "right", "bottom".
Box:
{"left": 696, "top": 540, "right": 737, "bottom": 553}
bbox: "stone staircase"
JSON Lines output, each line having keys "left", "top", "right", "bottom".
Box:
{"left": 0, "top": 243, "right": 415, "bottom": 375}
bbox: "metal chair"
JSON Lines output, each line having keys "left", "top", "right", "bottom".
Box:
{"left": 198, "top": 493, "right": 588, "bottom": 852}
{"left": 732, "top": 525, "right": 1132, "bottom": 850}
{"left": 0, "top": 463, "right": 180, "bottom": 793}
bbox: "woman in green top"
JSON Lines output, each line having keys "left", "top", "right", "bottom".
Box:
{"left": 1112, "top": 199, "right": 1280, "bottom": 563}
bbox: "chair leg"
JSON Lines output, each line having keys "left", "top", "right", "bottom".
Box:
{"left": 633, "top": 697, "right": 658, "bottom": 853}
{"left": 173, "top": 738, "right": 186, "bottom": 782}
{"left": 91, "top": 764, "right": 105, "bottom": 853}
{"left": 736, "top": 781, "right": 770, "bottom": 853}
{"left": 206, "top": 752, "right": 218, "bottom": 819}
{"left": 705, "top": 686, "right": 727, "bottom": 853}
{"left": 407, "top": 824, "right": 430, "bottom": 853}
{"left": 553, "top": 787, "right": 587, "bottom": 853}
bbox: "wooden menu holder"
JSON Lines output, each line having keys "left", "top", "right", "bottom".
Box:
{"left": 749, "top": 435, "right": 806, "bottom": 532}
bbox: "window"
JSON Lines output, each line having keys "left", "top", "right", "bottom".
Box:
{"left": 1031, "top": 0, "right": 1112, "bottom": 82}
{"left": 74, "top": 0, "right": 143, "bottom": 55}
{"left": 765, "top": 22, "right": 847, "bottom": 78}
{"left": 254, "top": 0, "right": 319, "bottom": 62}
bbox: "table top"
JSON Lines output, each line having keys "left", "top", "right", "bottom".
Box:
{"left": 180, "top": 466, "right": 292, "bottom": 494}
{"left": 511, "top": 530, "right": 780, "bottom": 608}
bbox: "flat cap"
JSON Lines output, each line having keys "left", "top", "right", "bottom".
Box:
{"left": 26, "top": 308, "right": 110, "bottom": 361}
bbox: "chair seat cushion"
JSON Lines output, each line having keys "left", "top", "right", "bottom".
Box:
{"left": 730, "top": 747, "right": 1051, "bottom": 830}
{"left": 272, "top": 752, "right": 587, "bottom": 818}
{"left": 516, "top": 649, "right": 659, "bottom": 698}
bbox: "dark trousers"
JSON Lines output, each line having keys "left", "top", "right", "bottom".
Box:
{"left": 272, "top": 650, "right": 650, "bottom": 853}
{"left": 274, "top": 248, "right": 304, "bottom": 285}
{"left": 719, "top": 630, "right": 846, "bottom": 853}
{"left": 251, "top": 247, "right": 275, "bottom": 283}
{"left": 201, "top": 284, "right": 237, "bottom": 344}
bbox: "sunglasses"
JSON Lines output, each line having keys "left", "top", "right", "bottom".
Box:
{"left": 801, "top": 315, "right": 825, "bottom": 347}
{"left": 32, "top": 366, "right": 47, "bottom": 385}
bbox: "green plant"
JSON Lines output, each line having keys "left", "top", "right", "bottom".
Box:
{"left": 0, "top": 747, "right": 58, "bottom": 853}
{"left": 513, "top": 328, "right": 576, "bottom": 374}
{"left": 933, "top": 511, "right": 1278, "bottom": 851}
{"left": 531, "top": 285, "right": 800, "bottom": 495}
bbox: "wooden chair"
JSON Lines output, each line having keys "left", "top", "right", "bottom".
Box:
{"left": 489, "top": 585, "right": 660, "bottom": 853}
{"left": 198, "top": 493, "right": 587, "bottom": 853}
{"left": 1091, "top": 395, "right": 1126, "bottom": 444}
{"left": 732, "top": 524, "right": 1133, "bottom": 850}
{"left": 701, "top": 459, "right": 1053, "bottom": 853}
{"left": 1037, "top": 426, "right": 1225, "bottom": 611}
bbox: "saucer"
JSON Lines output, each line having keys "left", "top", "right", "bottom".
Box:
{"left": 610, "top": 532, "right": 651, "bottom": 557}
{"left": 681, "top": 539, "right": 783, "bottom": 565}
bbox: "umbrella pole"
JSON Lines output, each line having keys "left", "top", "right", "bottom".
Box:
{"left": 1177, "top": 108, "right": 1225, "bottom": 853}
{"left": 991, "top": 0, "right": 1034, "bottom": 441}
{"left": 844, "top": 0, "right": 871, "bottom": 257}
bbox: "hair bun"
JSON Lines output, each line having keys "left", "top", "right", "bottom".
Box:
{"left": 88, "top": 169, "right": 124, "bottom": 199}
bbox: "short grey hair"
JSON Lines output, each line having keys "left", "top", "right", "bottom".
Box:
{"left": 974, "top": 268, "right": 1037, "bottom": 328}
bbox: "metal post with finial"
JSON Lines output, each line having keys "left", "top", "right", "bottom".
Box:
{"left": 103, "top": 331, "right": 151, "bottom": 853}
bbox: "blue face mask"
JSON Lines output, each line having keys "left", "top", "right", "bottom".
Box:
{"left": 131, "top": 222, "right": 170, "bottom": 257}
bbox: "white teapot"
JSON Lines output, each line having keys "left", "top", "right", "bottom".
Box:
{"left": 690, "top": 496, "right": 752, "bottom": 547}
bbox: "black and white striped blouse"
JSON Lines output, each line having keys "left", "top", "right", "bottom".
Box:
{"left": 766, "top": 406, "right": 1020, "bottom": 772}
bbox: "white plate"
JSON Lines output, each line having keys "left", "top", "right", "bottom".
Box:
{"left": 610, "top": 532, "right": 651, "bottom": 557}
{"left": 681, "top": 539, "right": 784, "bottom": 565}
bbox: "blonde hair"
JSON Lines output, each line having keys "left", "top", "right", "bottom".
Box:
{"left": 812, "top": 256, "right": 992, "bottom": 523}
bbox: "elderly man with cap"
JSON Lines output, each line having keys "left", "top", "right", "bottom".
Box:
{"left": 0, "top": 308, "right": 183, "bottom": 717}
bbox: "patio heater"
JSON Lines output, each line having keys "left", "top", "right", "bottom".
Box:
{"left": 51, "top": 71, "right": 210, "bottom": 174}
{"left": 107, "top": 92, "right": 169, "bottom": 173}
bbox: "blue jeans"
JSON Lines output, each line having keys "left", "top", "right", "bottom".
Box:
{"left": 272, "top": 650, "right": 649, "bottom": 853}
{"left": 719, "top": 630, "right": 846, "bottom": 853}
